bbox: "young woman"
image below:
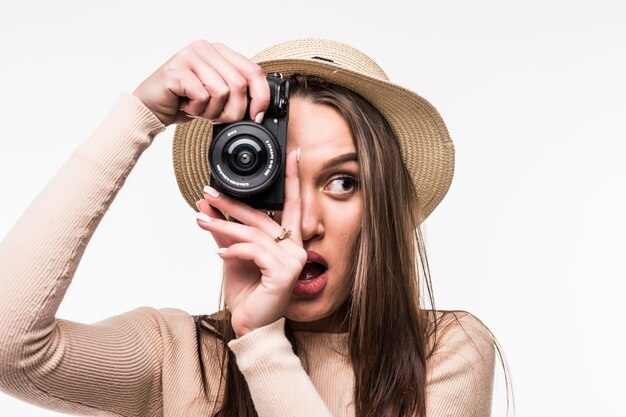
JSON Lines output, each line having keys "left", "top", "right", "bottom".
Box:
{"left": 0, "top": 39, "right": 498, "bottom": 416}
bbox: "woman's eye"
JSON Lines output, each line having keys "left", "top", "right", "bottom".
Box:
{"left": 324, "top": 176, "right": 358, "bottom": 195}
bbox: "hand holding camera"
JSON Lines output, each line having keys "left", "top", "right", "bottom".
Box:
{"left": 196, "top": 151, "right": 306, "bottom": 338}
{"left": 209, "top": 73, "right": 289, "bottom": 210}
{"left": 132, "top": 40, "right": 270, "bottom": 126}
{"left": 134, "top": 40, "right": 303, "bottom": 337}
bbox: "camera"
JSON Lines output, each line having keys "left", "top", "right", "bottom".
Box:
{"left": 208, "top": 73, "right": 289, "bottom": 211}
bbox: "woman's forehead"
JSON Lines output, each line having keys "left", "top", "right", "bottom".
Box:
{"left": 286, "top": 98, "right": 356, "bottom": 157}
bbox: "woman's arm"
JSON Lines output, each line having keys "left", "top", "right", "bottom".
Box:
{"left": 0, "top": 93, "right": 168, "bottom": 416}
{"left": 227, "top": 318, "right": 335, "bottom": 417}
{"left": 426, "top": 311, "right": 496, "bottom": 417}
{"left": 195, "top": 163, "right": 336, "bottom": 416}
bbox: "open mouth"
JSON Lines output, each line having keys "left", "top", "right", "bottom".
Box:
{"left": 293, "top": 250, "right": 329, "bottom": 298}
{"left": 299, "top": 250, "right": 328, "bottom": 280}
{"left": 298, "top": 261, "right": 328, "bottom": 281}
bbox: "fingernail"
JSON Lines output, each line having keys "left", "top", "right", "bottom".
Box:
{"left": 216, "top": 248, "right": 227, "bottom": 254}
{"left": 254, "top": 111, "right": 265, "bottom": 124}
{"left": 196, "top": 212, "right": 212, "bottom": 224}
{"left": 297, "top": 147, "right": 301, "bottom": 163}
{"left": 203, "top": 185, "right": 221, "bottom": 199}
{"left": 195, "top": 200, "right": 202, "bottom": 211}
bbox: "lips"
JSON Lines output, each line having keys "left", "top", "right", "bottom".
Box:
{"left": 293, "top": 251, "right": 328, "bottom": 298}
{"left": 298, "top": 251, "right": 328, "bottom": 280}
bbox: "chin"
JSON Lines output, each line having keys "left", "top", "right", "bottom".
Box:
{"left": 284, "top": 295, "right": 350, "bottom": 331}
{"left": 285, "top": 299, "right": 332, "bottom": 323}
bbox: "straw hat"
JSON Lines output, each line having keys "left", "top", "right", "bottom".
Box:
{"left": 172, "top": 39, "right": 454, "bottom": 220}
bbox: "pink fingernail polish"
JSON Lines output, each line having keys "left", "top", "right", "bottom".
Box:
{"left": 255, "top": 111, "right": 265, "bottom": 124}
{"left": 196, "top": 212, "right": 212, "bottom": 224}
{"left": 216, "top": 248, "right": 227, "bottom": 254}
{"left": 297, "top": 147, "right": 301, "bottom": 163}
{"left": 203, "top": 185, "right": 221, "bottom": 198}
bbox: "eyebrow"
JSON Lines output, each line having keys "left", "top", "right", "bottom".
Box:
{"left": 320, "top": 152, "right": 358, "bottom": 171}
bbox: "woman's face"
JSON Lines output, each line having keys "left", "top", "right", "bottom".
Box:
{"left": 281, "top": 97, "right": 362, "bottom": 331}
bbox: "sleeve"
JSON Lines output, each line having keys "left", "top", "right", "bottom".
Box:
{"left": 0, "top": 93, "right": 168, "bottom": 417}
{"left": 426, "top": 311, "right": 496, "bottom": 417}
{"left": 228, "top": 318, "right": 334, "bottom": 417}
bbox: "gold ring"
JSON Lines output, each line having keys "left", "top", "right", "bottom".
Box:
{"left": 274, "top": 228, "right": 292, "bottom": 242}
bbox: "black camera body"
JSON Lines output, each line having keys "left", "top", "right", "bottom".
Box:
{"left": 209, "top": 73, "right": 289, "bottom": 211}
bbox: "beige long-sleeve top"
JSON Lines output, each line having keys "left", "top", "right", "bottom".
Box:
{"left": 0, "top": 93, "right": 496, "bottom": 417}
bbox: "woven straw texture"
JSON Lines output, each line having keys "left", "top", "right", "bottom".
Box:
{"left": 173, "top": 39, "right": 454, "bottom": 220}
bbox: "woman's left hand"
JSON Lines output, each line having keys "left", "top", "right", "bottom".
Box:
{"left": 195, "top": 150, "right": 306, "bottom": 338}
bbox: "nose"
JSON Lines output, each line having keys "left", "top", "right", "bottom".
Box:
{"left": 300, "top": 188, "right": 325, "bottom": 242}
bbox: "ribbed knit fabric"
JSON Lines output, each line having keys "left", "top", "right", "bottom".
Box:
{"left": 0, "top": 93, "right": 495, "bottom": 417}
{"left": 228, "top": 318, "right": 335, "bottom": 416}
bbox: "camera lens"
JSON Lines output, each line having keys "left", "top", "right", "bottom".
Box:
{"left": 228, "top": 138, "right": 262, "bottom": 175}
{"left": 209, "top": 122, "right": 282, "bottom": 197}
{"left": 237, "top": 151, "right": 252, "bottom": 166}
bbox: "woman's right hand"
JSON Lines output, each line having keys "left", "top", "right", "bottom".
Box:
{"left": 132, "top": 40, "right": 270, "bottom": 126}
{"left": 195, "top": 151, "right": 306, "bottom": 338}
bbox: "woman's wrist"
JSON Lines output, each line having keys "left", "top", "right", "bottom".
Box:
{"left": 231, "top": 314, "right": 285, "bottom": 339}
{"left": 229, "top": 317, "right": 286, "bottom": 346}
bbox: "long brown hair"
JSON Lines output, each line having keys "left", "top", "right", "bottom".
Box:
{"left": 195, "top": 75, "right": 477, "bottom": 416}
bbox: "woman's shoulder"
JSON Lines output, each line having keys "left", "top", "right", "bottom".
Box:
{"left": 115, "top": 307, "right": 228, "bottom": 364}
{"left": 105, "top": 306, "right": 204, "bottom": 342}
{"left": 426, "top": 310, "right": 496, "bottom": 375}
{"left": 107, "top": 307, "right": 231, "bottom": 347}
{"left": 424, "top": 310, "right": 497, "bottom": 415}
{"left": 431, "top": 310, "right": 494, "bottom": 345}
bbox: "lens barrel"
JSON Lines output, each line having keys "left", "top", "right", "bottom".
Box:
{"left": 209, "top": 122, "right": 281, "bottom": 197}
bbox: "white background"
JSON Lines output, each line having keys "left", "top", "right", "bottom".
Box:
{"left": 1, "top": 1, "right": 624, "bottom": 416}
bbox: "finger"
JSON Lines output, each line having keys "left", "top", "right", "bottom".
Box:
{"left": 217, "top": 242, "right": 283, "bottom": 273}
{"left": 196, "top": 199, "right": 226, "bottom": 220}
{"left": 202, "top": 185, "right": 286, "bottom": 241}
{"left": 169, "top": 68, "right": 211, "bottom": 118}
{"left": 195, "top": 199, "right": 234, "bottom": 248}
{"left": 192, "top": 42, "right": 249, "bottom": 123}
{"left": 196, "top": 214, "right": 278, "bottom": 250}
{"left": 186, "top": 51, "right": 231, "bottom": 120}
{"left": 212, "top": 43, "right": 271, "bottom": 122}
{"left": 278, "top": 149, "right": 303, "bottom": 244}
{"left": 219, "top": 243, "right": 303, "bottom": 294}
